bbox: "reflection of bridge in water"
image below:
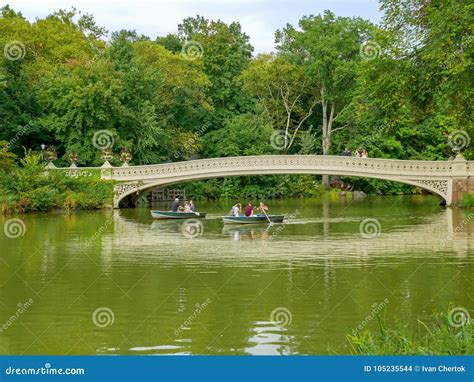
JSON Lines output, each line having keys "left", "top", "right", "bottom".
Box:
{"left": 98, "top": 207, "right": 473, "bottom": 262}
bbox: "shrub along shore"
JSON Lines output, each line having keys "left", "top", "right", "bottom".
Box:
{"left": 0, "top": 150, "right": 114, "bottom": 215}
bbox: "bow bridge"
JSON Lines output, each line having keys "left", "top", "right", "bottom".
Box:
{"left": 107, "top": 155, "right": 474, "bottom": 208}
{"left": 61, "top": 155, "right": 474, "bottom": 208}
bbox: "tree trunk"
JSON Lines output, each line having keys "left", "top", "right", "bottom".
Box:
{"left": 321, "top": 95, "right": 330, "bottom": 189}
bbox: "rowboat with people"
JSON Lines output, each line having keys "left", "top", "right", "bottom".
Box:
{"left": 223, "top": 200, "right": 284, "bottom": 224}
{"left": 150, "top": 211, "right": 207, "bottom": 220}
{"left": 222, "top": 214, "right": 284, "bottom": 224}
{"left": 151, "top": 197, "right": 206, "bottom": 220}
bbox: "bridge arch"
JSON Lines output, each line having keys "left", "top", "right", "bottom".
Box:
{"left": 108, "top": 155, "right": 466, "bottom": 208}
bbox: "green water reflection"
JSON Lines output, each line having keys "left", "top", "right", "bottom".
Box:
{"left": 0, "top": 196, "right": 472, "bottom": 355}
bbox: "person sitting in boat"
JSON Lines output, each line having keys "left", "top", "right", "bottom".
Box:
{"left": 182, "top": 201, "right": 192, "bottom": 213}
{"left": 171, "top": 197, "right": 180, "bottom": 212}
{"left": 189, "top": 199, "right": 196, "bottom": 212}
{"left": 258, "top": 202, "right": 269, "bottom": 214}
{"left": 244, "top": 201, "right": 254, "bottom": 217}
{"left": 230, "top": 202, "right": 241, "bottom": 217}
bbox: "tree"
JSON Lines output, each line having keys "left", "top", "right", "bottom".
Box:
{"left": 242, "top": 54, "right": 318, "bottom": 152}
{"left": 134, "top": 39, "right": 212, "bottom": 130}
{"left": 379, "top": 0, "right": 473, "bottom": 159}
{"left": 178, "top": 16, "right": 254, "bottom": 125}
{"left": 36, "top": 59, "right": 124, "bottom": 165}
{"left": 107, "top": 32, "right": 173, "bottom": 164}
{"left": 277, "top": 11, "right": 375, "bottom": 185}
{"left": 0, "top": 7, "right": 44, "bottom": 154}
{"left": 156, "top": 34, "right": 182, "bottom": 53}
{"left": 202, "top": 112, "right": 273, "bottom": 158}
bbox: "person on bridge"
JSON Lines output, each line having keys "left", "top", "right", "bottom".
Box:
{"left": 244, "top": 201, "right": 254, "bottom": 217}
{"left": 171, "top": 197, "right": 180, "bottom": 212}
{"left": 342, "top": 147, "right": 351, "bottom": 156}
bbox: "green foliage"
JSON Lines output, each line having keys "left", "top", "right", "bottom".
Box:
{"left": 202, "top": 113, "right": 273, "bottom": 157}
{"left": 0, "top": 153, "right": 113, "bottom": 214}
{"left": 0, "top": 3, "right": 472, "bottom": 199}
{"left": 276, "top": 11, "right": 376, "bottom": 156}
{"left": 178, "top": 16, "right": 254, "bottom": 123}
{"left": 0, "top": 141, "right": 17, "bottom": 169}
{"left": 178, "top": 175, "right": 324, "bottom": 201}
{"left": 460, "top": 194, "right": 474, "bottom": 208}
{"left": 242, "top": 54, "right": 319, "bottom": 152}
{"left": 348, "top": 308, "right": 473, "bottom": 355}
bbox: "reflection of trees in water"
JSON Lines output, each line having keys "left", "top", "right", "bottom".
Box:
{"left": 3, "top": 206, "right": 472, "bottom": 355}
{"left": 109, "top": 207, "right": 474, "bottom": 259}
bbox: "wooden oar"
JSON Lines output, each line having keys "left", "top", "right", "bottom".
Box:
{"left": 260, "top": 205, "right": 273, "bottom": 226}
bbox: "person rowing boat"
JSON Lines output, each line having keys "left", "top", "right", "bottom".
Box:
{"left": 222, "top": 200, "right": 283, "bottom": 224}
{"left": 171, "top": 197, "right": 180, "bottom": 212}
{"left": 257, "top": 202, "right": 269, "bottom": 214}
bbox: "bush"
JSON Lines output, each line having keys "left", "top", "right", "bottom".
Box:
{"left": 460, "top": 193, "right": 474, "bottom": 208}
{"left": 21, "top": 186, "right": 61, "bottom": 212}
{"left": 0, "top": 153, "right": 114, "bottom": 214}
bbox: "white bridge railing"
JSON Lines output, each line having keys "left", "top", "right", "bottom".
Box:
{"left": 53, "top": 155, "right": 473, "bottom": 207}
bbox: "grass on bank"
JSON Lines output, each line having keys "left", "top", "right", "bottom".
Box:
{"left": 347, "top": 309, "right": 473, "bottom": 355}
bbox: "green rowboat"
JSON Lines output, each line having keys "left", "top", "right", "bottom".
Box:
{"left": 150, "top": 211, "right": 207, "bottom": 220}
{"left": 222, "top": 214, "right": 284, "bottom": 224}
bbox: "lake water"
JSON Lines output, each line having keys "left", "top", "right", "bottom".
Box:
{"left": 0, "top": 196, "right": 472, "bottom": 355}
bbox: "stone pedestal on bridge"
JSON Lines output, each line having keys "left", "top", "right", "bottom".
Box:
{"left": 452, "top": 178, "right": 474, "bottom": 205}
{"left": 450, "top": 154, "right": 472, "bottom": 206}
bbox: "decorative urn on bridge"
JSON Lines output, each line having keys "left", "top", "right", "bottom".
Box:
{"left": 100, "top": 147, "right": 114, "bottom": 168}
{"left": 45, "top": 145, "right": 58, "bottom": 168}
{"left": 120, "top": 147, "right": 132, "bottom": 167}
{"left": 68, "top": 150, "right": 79, "bottom": 168}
